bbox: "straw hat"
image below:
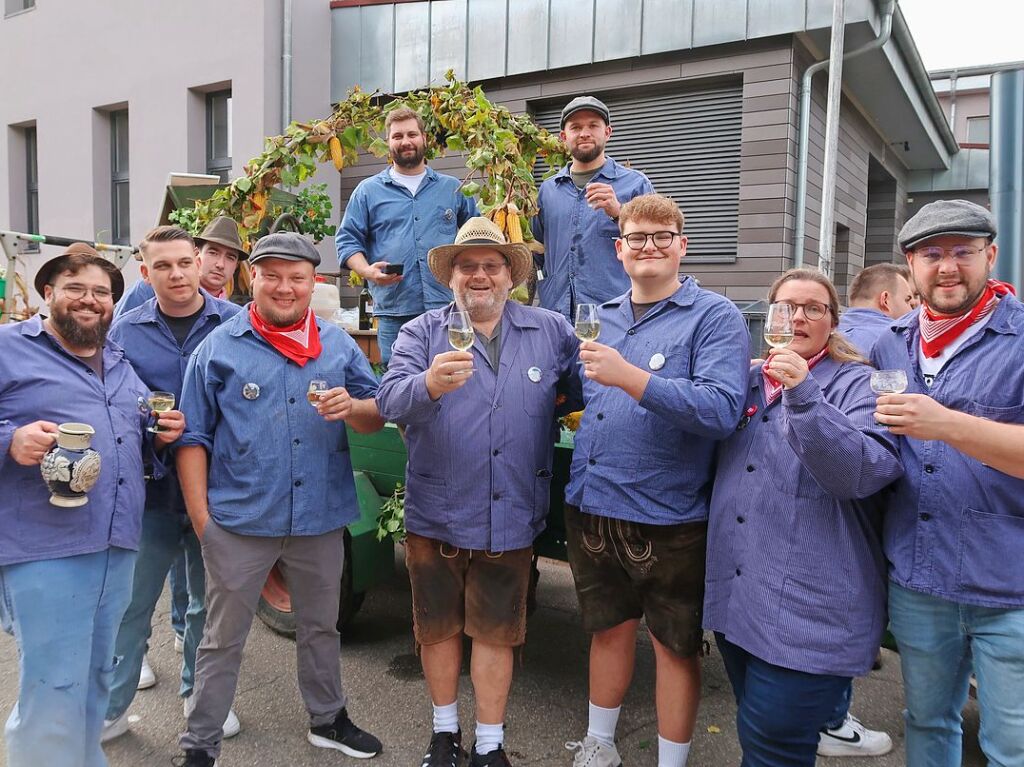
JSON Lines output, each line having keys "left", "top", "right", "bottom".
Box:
{"left": 427, "top": 217, "right": 532, "bottom": 287}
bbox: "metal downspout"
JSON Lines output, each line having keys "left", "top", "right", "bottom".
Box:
{"left": 282, "top": 0, "right": 293, "bottom": 132}
{"left": 793, "top": 0, "right": 896, "bottom": 267}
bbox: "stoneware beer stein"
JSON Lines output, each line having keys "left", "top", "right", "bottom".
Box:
{"left": 40, "top": 423, "right": 102, "bottom": 507}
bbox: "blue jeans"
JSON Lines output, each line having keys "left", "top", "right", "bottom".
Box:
{"left": 375, "top": 313, "right": 419, "bottom": 365}
{"left": 106, "top": 510, "right": 206, "bottom": 719}
{"left": 716, "top": 633, "right": 851, "bottom": 767}
{"left": 0, "top": 548, "right": 136, "bottom": 767}
{"left": 889, "top": 582, "right": 1024, "bottom": 767}
{"left": 824, "top": 682, "right": 853, "bottom": 730}
{"left": 169, "top": 550, "right": 188, "bottom": 638}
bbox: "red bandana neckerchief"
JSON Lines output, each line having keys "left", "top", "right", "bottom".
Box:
{"left": 248, "top": 304, "right": 322, "bottom": 367}
{"left": 919, "top": 279, "right": 1016, "bottom": 359}
{"left": 762, "top": 347, "right": 829, "bottom": 407}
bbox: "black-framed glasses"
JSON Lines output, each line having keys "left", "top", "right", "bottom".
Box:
{"left": 454, "top": 261, "right": 507, "bottom": 276}
{"left": 777, "top": 301, "right": 830, "bottom": 321}
{"left": 619, "top": 231, "right": 681, "bottom": 251}
{"left": 914, "top": 245, "right": 988, "bottom": 265}
{"left": 52, "top": 283, "right": 114, "bottom": 301}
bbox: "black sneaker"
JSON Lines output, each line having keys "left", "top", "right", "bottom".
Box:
{"left": 421, "top": 729, "right": 465, "bottom": 767}
{"left": 307, "top": 707, "right": 383, "bottom": 759}
{"left": 172, "top": 750, "right": 217, "bottom": 767}
{"left": 470, "top": 744, "right": 512, "bottom": 766}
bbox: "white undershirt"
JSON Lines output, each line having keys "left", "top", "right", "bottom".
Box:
{"left": 389, "top": 167, "right": 427, "bottom": 196}
{"left": 917, "top": 308, "right": 993, "bottom": 384}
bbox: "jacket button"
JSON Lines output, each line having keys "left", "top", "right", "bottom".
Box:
{"left": 492, "top": 493, "right": 500, "bottom": 500}
{"left": 627, "top": 329, "right": 636, "bottom": 336}
{"left": 118, "top": 478, "right": 125, "bottom": 486}
{"left": 289, "top": 397, "right": 296, "bottom": 404}
{"left": 596, "top": 413, "right": 604, "bottom": 420}
{"left": 924, "top": 464, "right": 935, "bottom": 474}
{"left": 294, "top": 439, "right": 300, "bottom": 445}
{"left": 294, "top": 480, "right": 302, "bottom": 487}
{"left": 761, "top": 415, "right": 769, "bottom": 422}
{"left": 746, "top": 465, "right": 755, "bottom": 472}
{"left": 492, "top": 449, "right": 500, "bottom": 456}
{"left": 116, "top": 437, "right": 123, "bottom": 444}
{"left": 919, "top": 512, "right": 931, "bottom": 521}
{"left": 737, "top": 516, "right": 745, "bottom": 523}
{"left": 735, "top": 568, "right": 741, "bottom": 576}
{"left": 589, "top": 458, "right": 596, "bottom": 466}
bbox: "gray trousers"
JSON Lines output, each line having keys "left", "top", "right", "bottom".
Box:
{"left": 179, "top": 519, "right": 347, "bottom": 755}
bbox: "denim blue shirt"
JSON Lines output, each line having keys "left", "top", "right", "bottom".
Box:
{"left": 178, "top": 309, "right": 380, "bottom": 537}
{"left": 837, "top": 307, "right": 895, "bottom": 357}
{"left": 108, "top": 291, "right": 241, "bottom": 515}
{"left": 704, "top": 359, "right": 903, "bottom": 676}
{"left": 376, "top": 302, "right": 582, "bottom": 551}
{"left": 335, "top": 167, "right": 478, "bottom": 317}
{"left": 532, "top": 157, "right": 654, "bottom": 320}
{"left": 566, "top": 281, "right": 749, "bottom": 524}
{"left": 871, "top": 295, "right": 1024, "bottom": 609}
{"left": 113, "top": 279, "right": 156, "bottom": 320}
{"left": 0, "top": 316, "right": 152, "bottom": 566}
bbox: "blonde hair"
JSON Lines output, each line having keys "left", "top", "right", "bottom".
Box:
{"left": 618, "top": 194, "right": 684, "bottom": 233}
{"left": 767, "top": 268, "right": 870, "bottom": 366}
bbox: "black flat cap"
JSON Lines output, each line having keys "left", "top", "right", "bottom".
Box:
{"left": 899, "top": 199, "right": 997, "bottom": 251}
{"left": 560, "top": 95, "right": 610, "bottom": 128}
{"left": 248, "top": 232, "right": 321, "bottom": 267}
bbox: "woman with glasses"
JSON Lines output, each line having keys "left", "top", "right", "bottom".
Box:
{"left": 703, "top": 268, "right": 903, "bottom": 767}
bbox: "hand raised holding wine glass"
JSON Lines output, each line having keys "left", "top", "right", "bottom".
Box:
{"left": 425, "top": 310, "right": 475, "bottom": 399}
{"left": 764, "top": 302, "right": 795, "bottom": 351}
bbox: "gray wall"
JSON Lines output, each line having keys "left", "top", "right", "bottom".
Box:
{"left": 0, "top": 0, "right": 339, "bottom": 305}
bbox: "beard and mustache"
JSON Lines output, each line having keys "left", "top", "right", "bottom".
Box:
{"left": 50, "top": 302, "right": 111, "bottom": 349}
{"left": 391, "top": 142, "right": 426, "bottom": 170}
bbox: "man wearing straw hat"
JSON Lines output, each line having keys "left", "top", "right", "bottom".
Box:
{"left": 115, "top": 216, "right": 249, "bottom": 318}
{"left": 377, "top": 217, "right": 582, "bottom": 767}
{"left": 0, "top": 243, "right": 184, "bottom": 766}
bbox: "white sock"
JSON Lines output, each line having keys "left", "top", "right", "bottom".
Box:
{"left": 475, "top": 721, "right": 504, "bottom": 755}
{"left": 587, "top": 701, "right": 620, "bottom": 748}
{"left": 657, "top": 735, "right": 691, "bottom": 767}
{"left": 432, "top": 701, "right": 459, "bottom": 734}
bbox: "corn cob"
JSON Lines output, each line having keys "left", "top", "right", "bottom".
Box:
{"left": 329, "top": 137, "right": 344, "bottom": 171}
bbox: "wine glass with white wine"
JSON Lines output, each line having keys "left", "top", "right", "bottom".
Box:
{"left": 764, "top": 303, "right": 795, "bottom": 351}
{"left": 575, "top": 304, "right": 601, "bottom": 342}
{"left": 870, "top": 369, "right": 908, "bottom": 396}
{"left": 147, "top": 391, "right": 175, "bottom": 433}
{"left": 448, "top": 310, "right": 474, "bottom": 351}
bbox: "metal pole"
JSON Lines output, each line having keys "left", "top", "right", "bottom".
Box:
{"left": 817, "top": 0, "right": 847, "bottom": 278}
{"left": 990, "top": 68, "right": 1024, "bottom": 291}
{"left": 282, "top": 0, "right": 293, "bottom": 133}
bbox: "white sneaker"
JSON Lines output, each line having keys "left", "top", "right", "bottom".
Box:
{"left": 136, "top": 654, "right": 156, "bottom": 690}
{"left": 818, "top": 714, "right": 893, "bottom": 757}
{"left": 565, "top": 736, "right": 623, "bottom": 767}
{"left": 174, "top": 633, "right": 185, "bottom": 654}
{"left": 101, "top": 710, "right": 131, "bottom": 743}
{"left": 183, "top": 695, "right": 242, "bottom": 739}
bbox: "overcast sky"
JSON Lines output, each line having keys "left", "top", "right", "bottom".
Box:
{"left": 899, "top": 0, "right": 1022, "bottom": 71}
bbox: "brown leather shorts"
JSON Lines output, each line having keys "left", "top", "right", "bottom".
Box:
{"left": 405, "top": 532, "right": 533, "bottom": 647}
{"left": 564, "top": 504, "right": 707, "bottom": 658}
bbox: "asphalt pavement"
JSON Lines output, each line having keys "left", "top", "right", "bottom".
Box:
{"left": 1, "top": 550, "right": 985, "bottom": 766}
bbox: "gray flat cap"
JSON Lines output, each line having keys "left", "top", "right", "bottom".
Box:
{"left": 898, "top": 199, "right": 997, "bottom": 251}
{"left": 560, "top": 95, "right": 610, "bottom": 128}
{"left": 248, "top": 232, "right": 321, "bottom": 267}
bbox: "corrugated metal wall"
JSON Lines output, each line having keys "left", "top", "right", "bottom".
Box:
{"left": 532, "top": 82, "right": 744, "bottom": 262}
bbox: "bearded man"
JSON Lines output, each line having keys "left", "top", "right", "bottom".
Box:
{"left": 0, "top": 244, "right": 184, "bottom": 767}
{"left": 532, "top": 95, "right": 654, "bottom": 321}
{"left": 335, "top": 105, "right": 479, "bottom": 363}
{"left": 377, "top": 217, "right": 582, "bottom": 767}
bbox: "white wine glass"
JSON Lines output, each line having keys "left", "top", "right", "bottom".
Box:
{"left": 307, "top": 379, "right": 329, "bottom": 407}
{"left": 764, "top": 303, "right": 795, "bottom": 350}
{"left": 448, "top": 310, "right": 474, "bottom": 351}
{"left": 575, "top": 304, "right": 601, "bottom": 342}
{"left": 147, "top": 391, "right": 175, "bottom": 433}
{"left": 870, "top": 369, "right": 908, "bottom": 395}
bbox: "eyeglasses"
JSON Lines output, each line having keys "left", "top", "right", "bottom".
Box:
{"left": 913, "top": 245, "right": 988, "bottom": 265}
{"left": 619, "top": 231, "right": 681, "bottom": 251}
{"left": 776, "top": 301, "right": 830, "bottom": 321}
{"left": 53, "top": 284, "right": 114, "bottom": 301}
{"left": 454, "top": 261, "right": 507, "bottom": 276}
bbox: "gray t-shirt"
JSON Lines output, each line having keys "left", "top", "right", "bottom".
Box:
{"left": 570, "top": 169, "right": 600, "bottom": 190}
{"left": 76, "top": 349, "right": 104, "bottom": 380}
{"left": 476, "top": 319, "right": 502, "bottom": 371}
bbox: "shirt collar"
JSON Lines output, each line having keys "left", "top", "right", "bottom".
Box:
{"left": 604, "top": 278, "right": 698, "bottom": 312}
{"left": 382, "top": 165, "right": 437, "bottom": 187}
{"left": 21, "top": 313, "right": 126, "bottom": 364}
{"left": 555, "top": 156, "right": 620, "bottom": 184}
{"left": 128, "top": 288, "right": 232, "bottom": 325}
